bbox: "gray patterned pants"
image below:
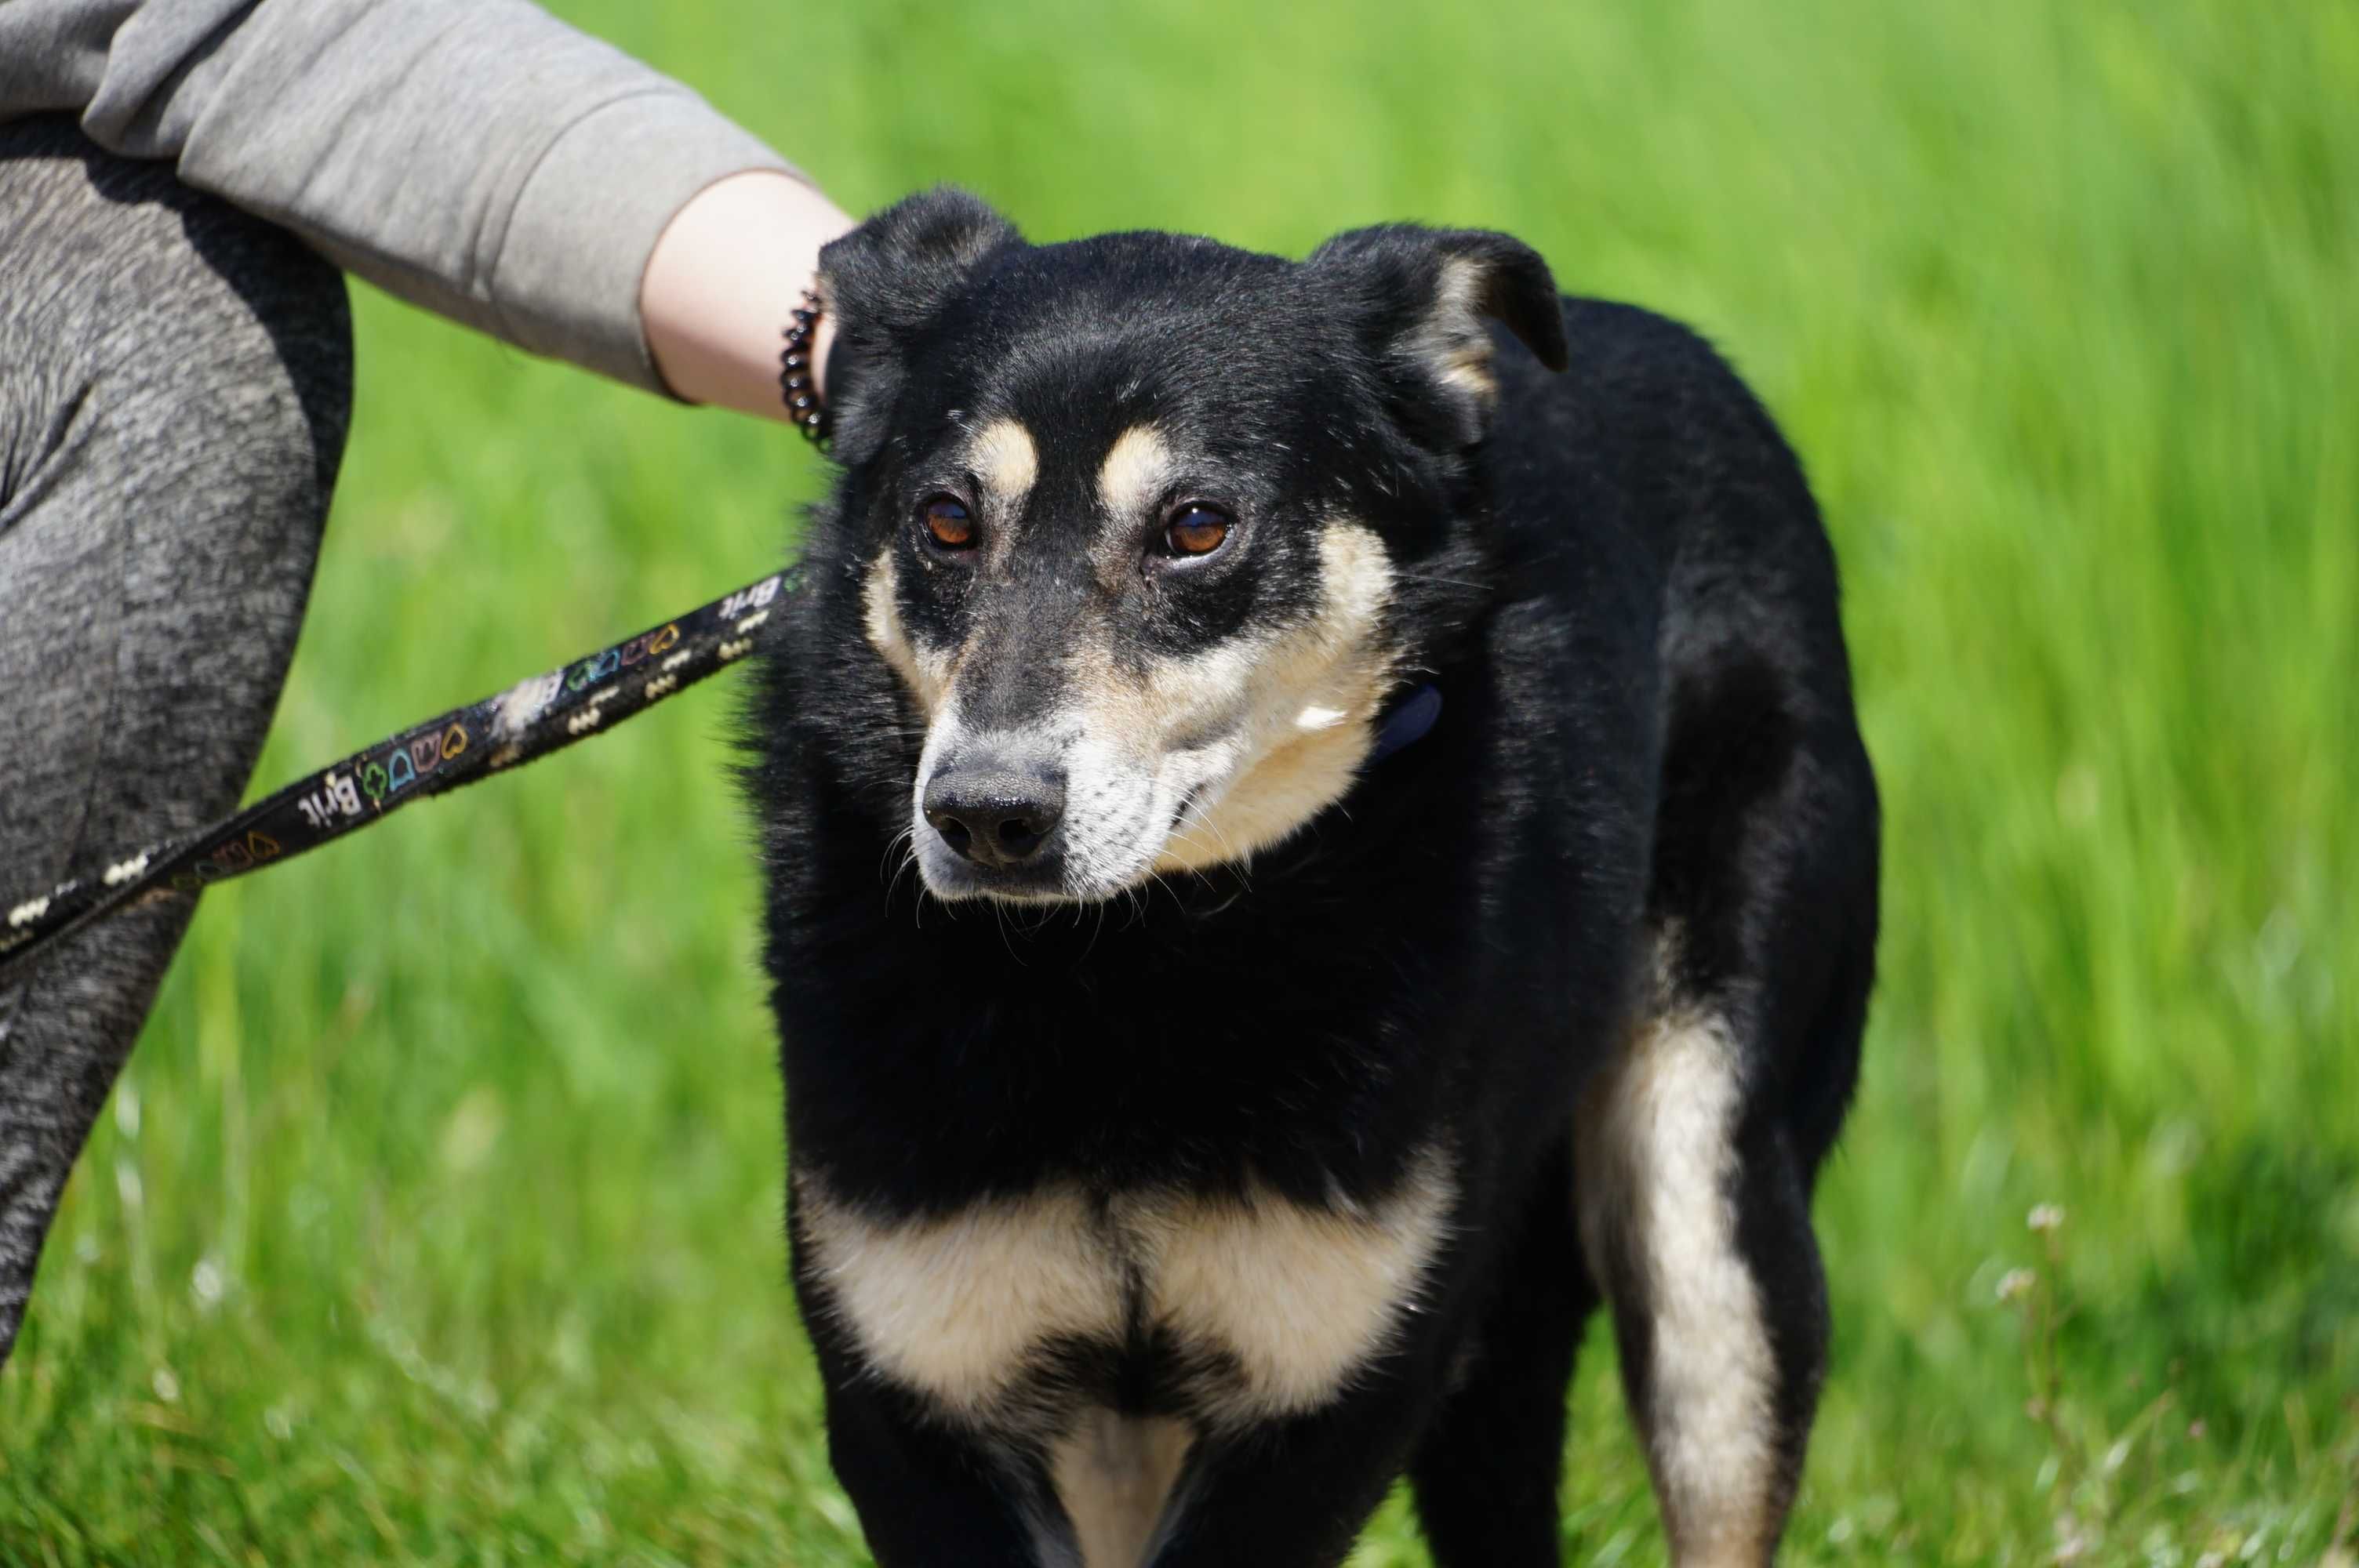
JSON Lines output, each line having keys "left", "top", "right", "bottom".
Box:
{"left": 0, "top": 118, "right": 351, "bottom": 1363}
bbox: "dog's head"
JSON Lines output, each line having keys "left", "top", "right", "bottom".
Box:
{"left": 814, "top": 189, "right": 1566, "bottom": 905}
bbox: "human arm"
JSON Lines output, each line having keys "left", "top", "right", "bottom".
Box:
{"left": 0, "top": 0, "right": 846, "bottom": 411}
{"left": 641, "top": 169, "right": 848, "bottom": 419}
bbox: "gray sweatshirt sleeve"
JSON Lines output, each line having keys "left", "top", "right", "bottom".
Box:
{"left": 0, "top": 0, "right": 807, "bottom": 392}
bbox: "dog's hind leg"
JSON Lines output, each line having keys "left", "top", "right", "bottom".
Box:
{"left": 1408, "top": 1136, "right": 1595, "bottom": 1568}
{"left": 1573, "top": 997, "right": 1827, "bottom": 1566}
{"left": 1574, "top": 630, "right": 1878, "bottom": 1563}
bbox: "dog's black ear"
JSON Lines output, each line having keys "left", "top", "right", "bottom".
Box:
{"left": 1309, "top": 224, "right": 1568, "bottom": 452}
{"left": 819, "top": 187, "right": 1023, "bottom": 466}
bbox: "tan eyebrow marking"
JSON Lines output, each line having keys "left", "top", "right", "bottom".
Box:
{"left": 1097, "top": 424, "right": 1176, "bottom": 521}
{"left": 969, "top": 418, "right": 1038, "bottom": 504}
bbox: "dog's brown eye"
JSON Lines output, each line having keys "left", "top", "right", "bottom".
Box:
{"left": 922, "top": 495, "right": 976, "bottom": 550}
{"left": 1164, "top": 504, "right": 1230, "bottom": 557}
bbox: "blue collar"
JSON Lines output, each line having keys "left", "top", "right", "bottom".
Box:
{"left": 1368, "top": 683, "right": 1442, "bottom": 765}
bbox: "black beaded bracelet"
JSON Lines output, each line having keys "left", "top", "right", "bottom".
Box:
{"left": 779, "top": 287, "right": 831, "bottom": 445}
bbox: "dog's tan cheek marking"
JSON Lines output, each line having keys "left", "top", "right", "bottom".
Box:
{"left": 862, "top": 550, "right": 955, "bottom": 717}
{"left": 1153, "top": 520, "right": 1398, "bottom": 873}
{"left": 1144, "top": 1148, "right": 1454, "bottom": 1429}
{"left": 794, "top": 1171, "right": 1125, "bottom": 1422}
{"left": 861, "top": 423, "right": 1034, "bottom": 720}
{"left": 1124, "top": 637, "right": 1262, "bottom": 741}
{"left": 1575, "top": 988, "right": 1778, "bottom": 1566}
{"left": 1049, "top": 1410, "right": 1194, "bottom": 1568}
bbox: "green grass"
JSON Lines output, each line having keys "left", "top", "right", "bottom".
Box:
{"left": 5, "top": 0, "right": 2356, "bottom": 1561}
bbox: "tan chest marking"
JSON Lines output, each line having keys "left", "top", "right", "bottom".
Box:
{"left": 794, "top": 1152, "right": 1455, "bottom": 1431}
{"left": 1136, "top": 1163, "right": 1451, "bottom": 1425}
{"left": 1048, "top": 1409, "right": 1194, "bottom": 1568}
{"left": 796, "top": 1179, "right": 1118, "bottom": 1419}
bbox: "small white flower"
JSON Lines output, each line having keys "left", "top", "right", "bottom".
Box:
{"left": 151, "top": 1367, "right": 180, "bottom": 1403}
{"left": 1996, "top": 1268, "right": 2037, "bottom": 1303}
{"left": 2027, "top": 1203, "right": 2066, "bottom": 1233}
{"left": 191, "top": 1255, "right": 224, "bottom": 1308}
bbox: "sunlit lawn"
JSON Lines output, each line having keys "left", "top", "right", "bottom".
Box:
{"left": 5, "top": 1, "right": 2355, "bottom": 1561}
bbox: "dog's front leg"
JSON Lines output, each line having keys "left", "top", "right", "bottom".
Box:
{"left": 816, "top": 1374, "right": 1052, "bottom": 1567}
{"left": 1146, "top": 1380, "right": 1430, "bottom": 1568}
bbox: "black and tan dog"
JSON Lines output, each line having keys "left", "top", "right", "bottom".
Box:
{"left": 743, "top": 189, "right": 1879, "bottom": 1567}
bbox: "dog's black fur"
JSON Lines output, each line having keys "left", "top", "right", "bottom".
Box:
{"left": 745, "top": 189, "right": 1877, "bottom": 1566}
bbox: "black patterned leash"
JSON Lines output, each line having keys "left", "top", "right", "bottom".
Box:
{"left": 0, "top": 567, "right": 803, "bottom": 985}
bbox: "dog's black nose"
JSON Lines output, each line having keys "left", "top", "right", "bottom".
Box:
{"left": 923, "top": 763, "right": 1067, "bottom": 869}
